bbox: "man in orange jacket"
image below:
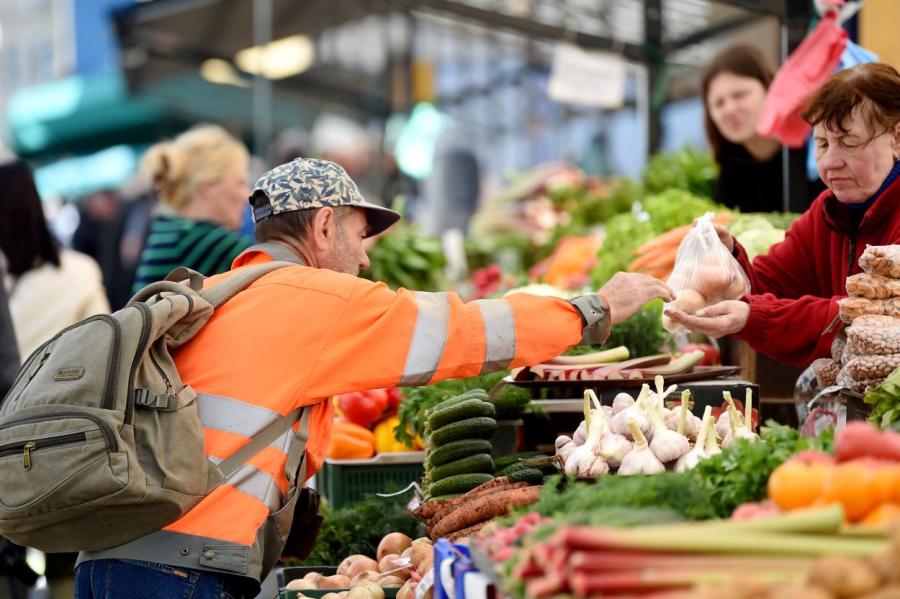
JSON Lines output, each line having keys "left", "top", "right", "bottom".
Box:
{"left": 75, "top": 158, "right": 673, "bottom": 598}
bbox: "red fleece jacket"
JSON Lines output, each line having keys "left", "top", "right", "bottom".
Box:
{"left": 733, "top": 176, "right": 900, "bottom": 368}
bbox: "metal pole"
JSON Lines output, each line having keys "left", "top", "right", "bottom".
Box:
{"left": 253, "top": 0, "right": 274, "bottom": 165}
{"left": 643, "top": 0, "right": 663, "bottom": 155}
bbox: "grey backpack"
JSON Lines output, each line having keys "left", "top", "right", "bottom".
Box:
{"left": 0, "top": 262, "right": 300, "bottom": 552}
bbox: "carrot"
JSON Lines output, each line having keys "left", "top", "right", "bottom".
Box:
{"left": 431, "top": 485, "right": 542, "bottom": 539}
{"left": 629, "top": 250, "right": 676, "bottom": 272}
{"left": 634, "top": 225, "right": 691, "bottom": 255}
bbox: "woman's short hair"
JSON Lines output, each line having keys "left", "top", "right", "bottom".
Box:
{"left": 0, "top": 160, "right": 60, "bottom": 277}
{"left": 802, "top": 62, "right": 900, "bottom": 138}
{"left": 140, "top": 125, "right": 248, "bottom": 210}
{"left": 701, "top": 44, "right": 774, "bottom": 163}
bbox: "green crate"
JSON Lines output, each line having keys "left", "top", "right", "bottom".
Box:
{"left": 316, "top": 452, "right": 425, "bottom": 509}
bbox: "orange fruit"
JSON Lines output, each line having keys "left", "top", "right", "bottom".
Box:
{"left": 860, "top": 503, "right": 900, "bottom": 526}
{"left": 768, "top": 461, "right": 832, "bottom": 511}
{"left": 822, "top": 461, "right": 879, "bottom": 522}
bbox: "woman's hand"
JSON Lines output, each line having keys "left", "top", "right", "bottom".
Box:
{"left": 713, "top": 224, "right": 735, "bottom": 254}
{"left": 664, "top": 300, "right": 749, "bottom": 338}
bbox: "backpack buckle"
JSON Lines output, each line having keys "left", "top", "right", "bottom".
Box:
{"left": 133, "top": 388, "right": 172, "bottom": 409}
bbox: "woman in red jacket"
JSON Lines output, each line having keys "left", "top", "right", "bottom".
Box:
{"left": 666, "top": 63, "right": 900, "bottom": 368}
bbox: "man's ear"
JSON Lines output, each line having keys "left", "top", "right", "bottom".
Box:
{"left": 311, "top": 207, "right": 336, "bottom": 252}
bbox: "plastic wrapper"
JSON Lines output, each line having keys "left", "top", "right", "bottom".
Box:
{"left": 831, "top": 330, "right": 846, "bottom": 361}
{"left": 662, "top": 213, "right": 751, "bottom": 332}
{"left": 836, "top": 367, "right": 884, "bottom": 393}
{"left": 844, "top": 353, "right": 900, "bottom": 381}
{"left": 846, "top": 317, "right": 900, "bottom": 356}
{"left": 859, "top": 245, "right": 900, "bottom": 278}
{"left": 838, "top": 296, "right": 900, "bottom": 323}
{"left": 812, "top": 358, "right": 841, "bottom": 388}
{"left": 846, "top": 272, "right": 900, "bottom": 299}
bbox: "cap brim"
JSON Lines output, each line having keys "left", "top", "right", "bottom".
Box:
{"left": 358, "top": 201, "right": 402, "bottom": 237}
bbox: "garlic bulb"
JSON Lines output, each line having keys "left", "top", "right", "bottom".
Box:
{"left": 599, "top": 433, "right": 632, "bottom": 470}
{"left": 674, "top": 406, "right": 713, "bottom": 473}
{"left": 722, "top": 390, "right": 758, "bottom": 448}
{"left": 618, "top": 420, "right": 665, "bottom": 476}
{"left": 611, "top": 385, "right": 652, "bottom": 440}
{"left": 558, "top": 441, "right": 576, "bottom": 463}
{"left": 715, "top": 410, "right": 732, "bottom": 442}
{"left": 644, "top": 388, "right": 690, "bottom": 463}
{"left": 564, "top": 390, "right": 610, "bottom": 477}
{"left": 612, "top": 393, "right": 634, "bottom": 414}
{"left": 602, "top": 405, "right": 614, "bottom": 419}
{"left": 555, "top": 435, "right": 573, "bottom": 450}
{"left": 572, "top": 420, "right": 587, "bottom": 445}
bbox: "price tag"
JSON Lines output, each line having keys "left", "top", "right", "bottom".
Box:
{"left": 415, "top": 567, "right": 435, "bottom": 599}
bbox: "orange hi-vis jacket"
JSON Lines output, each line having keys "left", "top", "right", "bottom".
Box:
{"left": 79, "top": 243, "right": 610, "bottom": 584}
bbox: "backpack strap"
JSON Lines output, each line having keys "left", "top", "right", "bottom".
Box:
{"left": 164, "top": 267, "right": 205, "bottom": 290}
{"left": 199, "top": 260, "right": 296, "bottom": 308}
{"left": 236, "top": 242, "right": 307, "bottom": 265}
{"left": 216, "top": 407, "right": 307, "bottom": 479}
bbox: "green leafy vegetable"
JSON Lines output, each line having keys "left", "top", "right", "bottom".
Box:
{"left": 643, "top": 148, "right": 718, "bottom": 199}
{"left": 864, "top": 366, "right": 900, "bottom": 427}
{"left": 363, "top": 224, "right": 446, "bottom": 291}
{"left": 291, "top": 494, "right": 422, "bottom": 567}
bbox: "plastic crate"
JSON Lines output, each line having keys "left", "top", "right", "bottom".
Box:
{"left": 316, "top": 451, "right": 425, "bottom": 509}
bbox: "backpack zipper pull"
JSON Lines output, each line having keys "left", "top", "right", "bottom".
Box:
{"left": 23, "top": 441, "right": 35, "bottom": 470}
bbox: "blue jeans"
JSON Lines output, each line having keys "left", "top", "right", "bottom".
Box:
{"left": 74, "top": 559, "right": 256, "bottom": 598}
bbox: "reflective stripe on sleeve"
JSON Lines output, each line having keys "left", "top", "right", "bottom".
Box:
{"left": 399, "top": 292, "right": 450, "bottom": 386}
{"left": 474, "top": 299, "right": 517, "bottom": 373}
{"left": 197, "top": 393, "right": 280, "bottom": 437}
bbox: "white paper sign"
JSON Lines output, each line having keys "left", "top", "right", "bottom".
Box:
{"left": 548, "top": 43, "right": 626, "bottom": 108}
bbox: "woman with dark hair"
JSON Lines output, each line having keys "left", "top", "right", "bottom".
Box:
{"left": 0, "top": 160, "right": 109, "bottom": 357}
{"left": 702, "top": 44, "right": 824, "bottom": 212}
{"left": 667, "top": 63, "right": 900, "bottom": 368}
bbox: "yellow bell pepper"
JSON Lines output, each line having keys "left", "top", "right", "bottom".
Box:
{"left": 374, "top": 417, "right": 417, "bottom": 453}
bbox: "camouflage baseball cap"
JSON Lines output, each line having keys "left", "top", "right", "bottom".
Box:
{"left": 251, "top": 158, "right": 400, "bottom": 237}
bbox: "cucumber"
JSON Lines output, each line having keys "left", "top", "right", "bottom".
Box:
{"left": 507, "top": 467, "right": 544, "bottom": 485}
{"left": 430, "top": 417, "right": 497, "bottom": 447}
{"left": 492, "top": 452, "right": 544, "bottom": 472}
{"left": 428, "top": 398, "right": 495, "bottom": 430}
{"left": 425, "top": 439, "right": 492, "bottom": 467}
{"left": 428, "top": 473, "right": 494, "bottom": 497}
{"left": 431, "top": 453, "right": 494, "bottom": 482}
{"left": 496, "top": 462, "right": 531, "bottom": 477}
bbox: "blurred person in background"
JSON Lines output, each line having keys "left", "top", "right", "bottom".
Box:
{"left": 703, "top": 44, "right": 825, "bottom": 213}
{"left": 132, "top": 125, "right": 252, "bottom": 292}
{"left": 0, "top": 160, "right": 110, "bottom": 358}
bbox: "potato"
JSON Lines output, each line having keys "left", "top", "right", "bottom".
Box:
{"left": 417, "top": 557, "right": 433, "bottom": 576}
{"left": 286, "top": 579, "right": 317, "bottom": 591}
{"left": 359, "top": 581, "right": 386, "bottom": 599}
{"left": 338, "top": 555, "right": 368, "bottom": 577}
{"left": 400, "top": 546, "right": 414, "bottom": 559}
{"left": 411, "top": 537, "right": 432, "bottom": 546}
{"left": 377, "top": 532, "right": 413, "bottom": 561}
{"left": 350, "top": 571, "right": 381, "bottom": 586}
{"left": 346, "top": 556, "right": 379, "bottom": 579}
{"left": 319, "top": 575, "right": 352, "bottom": 590}
{"left": 674, "top": 288, "right": 706, "bottom": 314}
{"left": 304, "top": 572, "right": 325, "bottom": 585}
{"left": 347, "top": 588, "right": 372, "bottom": 599}
{"left": 397, "top": 580, "right": 417, "bottom": 599}
{"left": 409, "top": 543, "right": 432, "bottom": 572}
{"left": 809, "top": 556, "right": 881, "bottom": 597}
{"left": 321, "top": 594, "right": 343, "bottom": 599}
{"left": 378, "top": 554, "right": 400, "bottom": 574}
{"left": 378, "top": 576, "right": 405, "bottom": 589}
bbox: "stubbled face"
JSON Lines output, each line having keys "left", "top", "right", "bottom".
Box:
{"left": 318, "top": 207, "right": 371, "bottom": 276}
{"left": 707, "top": 72, "right": 768, "bottom": 145}
{"left": 814, "top": 107, "right": 900, "bottom": 204}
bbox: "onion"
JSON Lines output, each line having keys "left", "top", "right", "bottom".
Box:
{"left": 377, "top": 532, "right": 412, "bottom": 561}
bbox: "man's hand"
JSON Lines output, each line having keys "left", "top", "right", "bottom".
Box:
{"left": 599, "top": 272, "right": 675, "bottom": 325}
{"left": 664, "top": 300, "right": 750, "bottom": 338}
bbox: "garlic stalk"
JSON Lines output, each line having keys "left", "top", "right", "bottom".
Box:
{"left": 611, "top": 385, "right": 652, "bottom": 441}
{"left": 704, "top": 416, "right": 722, "bottom": 457}
{"left": 674, "top": 406, "right": 713, "bottom": 473}
{"left": 649, "top": 375, "right": 678, "bottom": 419}
{"left": 617, "top": 420, "right": 665, "bottom": 476}
{"left": 643, "top": 387, "right": 690, "bottom": 463}
{"left": 586, "top": 391, "right": 632, "bottom": 470}
{"left": 664, "top": 391, "right": 700, "bottom": 438}
{"left": 721, "top": 391, "right": 758, "bottom": 448}
{"left": 612, "top": 393, "right": 634, "bottom": 414}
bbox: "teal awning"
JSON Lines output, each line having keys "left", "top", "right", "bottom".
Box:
{"left": 7, "top": 71, "right": 164, "bottom": 156}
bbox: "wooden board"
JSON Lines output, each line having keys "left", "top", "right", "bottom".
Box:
{"left": 507, "top": 365, "right": 743, "bottom": 392}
